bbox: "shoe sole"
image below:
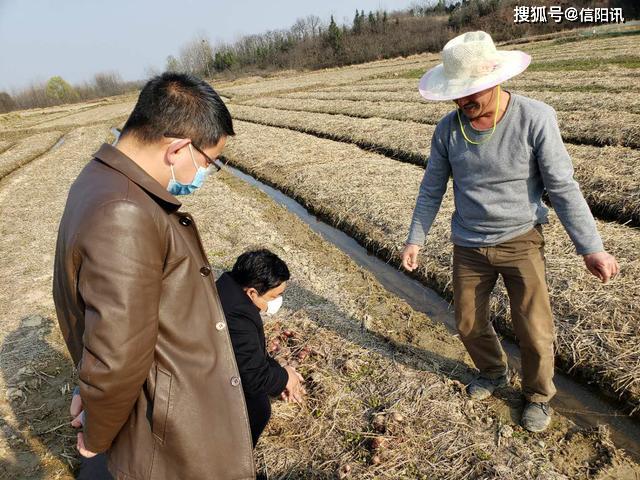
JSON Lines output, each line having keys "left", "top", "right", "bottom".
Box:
{"left": 522, "top": 417, "right": 551, "bottom": 432}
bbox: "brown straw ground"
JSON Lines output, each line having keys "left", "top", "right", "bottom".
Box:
{"left": 313, "top": 67, "right": 640, "bottom": 94}
{"left": 216, "top": 55, "right": 440, "bottom": 99}
{"left": 236, "top": 96, "right": 640, "bottom": 148}
{"left": 223, "top": 120, "right": 640, "bottom": 415}
{"left": 228, "top": 104, "right": 640, "bottom": 226}
{"left": 0, "top": 131, "right": 63, "bottom": 180}
{"left": 183, "top": 170, "right": 639, "bottom": 479}
{"left": 278, "top": 89, "right": 640, "bottom": 115}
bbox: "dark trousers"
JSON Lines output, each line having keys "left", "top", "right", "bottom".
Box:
{"left": 77, "top": 453, "right": 113, "bottom": 479}
{"left": 245, "top": 393, "right": 272, "bottom": 447}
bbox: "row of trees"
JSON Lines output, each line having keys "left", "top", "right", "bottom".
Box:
{"left": 163, "top": 7, "right": 452, "bottom": 77}
{"left": 164, "top": 0, "right": 626, "bottom": 79}
{"left": 0, "top": 72, "right": 139, "bottom": 113}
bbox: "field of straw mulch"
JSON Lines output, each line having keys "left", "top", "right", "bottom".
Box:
{"left": 519, "top": 37, "right": 640, "bottom": 61}
{"left": 0, "top": 124, "right": 115, "bottom": 479}
{"left": 229, "top": 104, "right": 640, "bottom": 226}
{"left": 236, "top": 96, "right": 640, "bottom": 148}
{"left": 316, "top": 66, "right": 640, "bottom": 93}
{"left": 216, "top": 55, "right": 438, "bottom": 99}
{"left": 0, "top": 103, "right": 100, "bottom": 134}
{"left": 183, "top": 170, "right": 638, "bottom": 479}
{"left": 0, "top": 131, "right": 62, "bottom": 179}
{"left": 256, "top": 316, "right": 625, "bottom": 479}
{"left": 223, "top": 120, "right": 640, "bottom": 415}
{"left": 279, "top": 89, "right": 640, "bottom": 115}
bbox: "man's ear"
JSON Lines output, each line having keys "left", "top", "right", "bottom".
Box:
{"left": 245, "top": 287, "right": 259, "bottom": 301}
{"left": 165, "top": 138, "right": 191, "bottom": 166}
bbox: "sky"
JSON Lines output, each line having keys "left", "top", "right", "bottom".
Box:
{"left": 0, "top": 0, "right": 420, "bottom": 92}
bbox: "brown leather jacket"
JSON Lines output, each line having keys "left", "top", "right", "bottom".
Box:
{"left": 53, "top": 144, "right": 255, "bottom": 479}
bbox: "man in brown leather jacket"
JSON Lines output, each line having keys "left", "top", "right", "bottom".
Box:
{"left": 53, "top": 73, "right": 256, "bottom": 479}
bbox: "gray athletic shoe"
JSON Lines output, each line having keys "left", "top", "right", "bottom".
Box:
{"left": 521, "top": 402, "right": 552, "bottom": 432}
{"left": 467, "top": 373, "right": 509, "bottom": 400}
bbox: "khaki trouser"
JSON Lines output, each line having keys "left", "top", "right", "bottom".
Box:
{"left": 453, "top": 225, "right": 556, "bottom": 403}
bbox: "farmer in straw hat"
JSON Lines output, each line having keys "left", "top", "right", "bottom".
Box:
{"left": 402, "top": 31, "right": 619, "bottom": 432}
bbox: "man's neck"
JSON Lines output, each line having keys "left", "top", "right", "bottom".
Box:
{"left": 470, "top": 89, "right": 511, "bottom": 131}
{"left": 116, "top": 137, "right": 170, "bottom": 188}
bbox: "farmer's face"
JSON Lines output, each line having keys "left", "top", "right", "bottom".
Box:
{"left": 454, "top": 86, "right": 498, "bottom": 120}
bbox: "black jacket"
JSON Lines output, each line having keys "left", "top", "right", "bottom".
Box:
{"left": 216, "top": 272, "right": 288, "bottom": 398}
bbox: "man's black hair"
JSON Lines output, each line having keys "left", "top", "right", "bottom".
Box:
{"left": 121, "top": 72, "right": 234, "bottom": 148}
{"left": 230, "top": 249, "right": 290, "bottom": 295}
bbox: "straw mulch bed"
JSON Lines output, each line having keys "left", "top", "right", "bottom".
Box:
{"left": 0, "top": 103, "right": 100, "bottom": 133}
{"left": 279, "top": 89, "right": 640, "bottom": 115}
{"left": 224, "top": 120, "right": 640, "bottom": 414}
{"left": 320, "top": 66, "right": 640, "bottom": 94}
{"left": 0, "top": 131, "right": 63, "bottom": 180}
{"left": 228, "top": 104, "right": 432, "bottom": 163}
{"left": 229, "top": 104, "right": 640, "bottom": 226}
{"left": 237, "top": 96, "right": 640, "bottom": 148}
{"left": 35, "top": 101, "right": 135, "bottom": 129}
{"left": 217, "top": 56, "right": 438, "bottom": 99}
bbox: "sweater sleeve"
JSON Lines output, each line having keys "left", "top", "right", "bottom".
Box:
{"left": 228, "top": 310, "right": 288, "bottom": 397}
{"left": 533, "top": 107, "right": 604, "bottom": 255}
{"left": 406, "top": 120, "right": 451, "bottom": 246}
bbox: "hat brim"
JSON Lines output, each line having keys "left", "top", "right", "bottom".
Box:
{"left": 418, "top": 50, "right": 531, "bottom": 101}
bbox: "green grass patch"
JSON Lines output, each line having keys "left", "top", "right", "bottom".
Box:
{"left": 396, "top": 67, "right": 428, "bottom": 79}
{"left": 553, "top": 28, "right": 640, "bottom": 45}
{"left": 367, "top": 67, "right": 427, "bottom": 81}
{"left": 528, "top": 56, "right": 640, "bottom": 71}
{"left": 514, "top": 84, "right": 635, "bottom": 93}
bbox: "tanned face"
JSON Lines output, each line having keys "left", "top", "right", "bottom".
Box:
{"left": 454, "top": 86, "right": 499, "bottom": 121}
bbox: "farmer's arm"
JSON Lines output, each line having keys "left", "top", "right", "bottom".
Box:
{"left": 76, "top": 200, "right": 162, "bottom": 453}
{"left": 406, "top": 123, "right": 451, "bottom": 247}
{"left": 533, "top": 106, "right": 604, "bottom": 255}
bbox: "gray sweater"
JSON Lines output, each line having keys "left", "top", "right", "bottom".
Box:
{"left": 407, "top": 92, "right": 603, "bottom": 255}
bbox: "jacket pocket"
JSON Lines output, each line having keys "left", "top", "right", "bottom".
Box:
{"left": 152, "top": 366, "right": 172, "bottom": 443}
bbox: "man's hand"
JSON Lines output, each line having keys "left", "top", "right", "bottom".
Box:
{"left": 70, "top": 388, "right": 97, "bottom": 458}
{"left": 70, "top": 388, "right": 84, "bottom": 428}
{"left": 583, "top": 251, "right": 620, "bottom": 283}
{"left": 281, "top": 366, "right": 305, "bottom": 404}
{"left": 401, "top": 244, "right": 421, "bottom": 272}
{"left": 77, "top": 432, "right": 98, "bottom": 458}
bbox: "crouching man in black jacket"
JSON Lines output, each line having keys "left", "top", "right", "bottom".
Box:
{"left": 217, "top": 249, "right": 305, "bottom": 447}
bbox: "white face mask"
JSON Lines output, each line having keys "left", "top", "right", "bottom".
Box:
{"left": 265, "top": 296, "right": 283, "bottom": 316}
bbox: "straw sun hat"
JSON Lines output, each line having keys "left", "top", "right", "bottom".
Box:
{"left": 419, "top": 31, "right": 531, "bottom": 101}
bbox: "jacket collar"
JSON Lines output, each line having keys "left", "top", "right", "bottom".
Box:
{"left": 220, "top": 272, "right": 262, "bottom": 315}
{"left": 93, "top": 143, "right": 182, "bottom": 212}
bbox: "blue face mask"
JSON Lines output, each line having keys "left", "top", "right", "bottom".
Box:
{"left": 167, "top": 144, "right": 215, "bottom": 196}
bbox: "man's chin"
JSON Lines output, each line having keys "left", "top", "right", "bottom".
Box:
{"left": 461, "top": 110, "right": 479, "bottom": 120}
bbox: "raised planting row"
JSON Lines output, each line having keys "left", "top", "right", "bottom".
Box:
{"left": 237, "top": 96, "right": 640, "bottom": 149}
{"left": 0, "top": 130, "right": 63, "bottom": 180}
{"left": 325, "top": 68, "right": 640, "bottom": 93}
{"left": 229, "top": 104, "right": 640, "bottom": 226}
{"left": 279, "top": 89, "right": 640, "bottom": 115}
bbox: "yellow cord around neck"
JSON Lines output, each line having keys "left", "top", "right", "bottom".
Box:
{"left": 457, "top": 85, "right": 501, "bottom": 145}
